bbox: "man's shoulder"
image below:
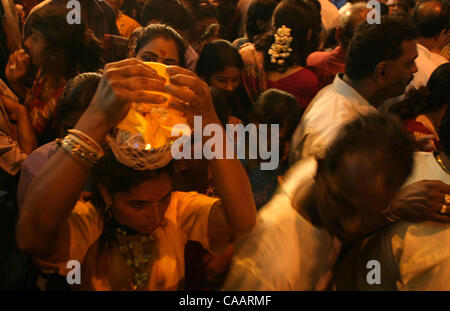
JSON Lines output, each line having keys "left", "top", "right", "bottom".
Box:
{"left": 303, "top": 84, "right": 356, "bottom": 123}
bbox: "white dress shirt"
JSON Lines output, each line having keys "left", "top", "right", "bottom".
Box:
{"left": 335, "top": 152, "right": 450, "bottom": 290}
{"left": 409, "top": 43, "right": 448, "bottom": 89}
{"left": 289, "top": 74, "right": 377, "bottom": 164}
{"left": 223, "top": 157, "right": 341, "bottom": 290}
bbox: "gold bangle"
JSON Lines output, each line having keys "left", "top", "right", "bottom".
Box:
{"left": 56, "top": 135, "right": 100, "bottom": 167}
{"left": 56, "top": 139, "right": 90, "bottom": 171}
{"left": 68, "top": 129, "right": 105, "bottom": 158}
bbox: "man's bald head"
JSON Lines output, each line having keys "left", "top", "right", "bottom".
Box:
{"left": 337, "top": 2, "right": 370, "bottom": 49}
{"left": 413, "top": 0, "right": 449, "bottom": 38}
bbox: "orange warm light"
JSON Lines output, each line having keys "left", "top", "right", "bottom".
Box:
{"left": 116, "top": 62, "right": 189, "bottom": 149}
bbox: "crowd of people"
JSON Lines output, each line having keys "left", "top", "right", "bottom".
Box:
{"left": 0, "top": 0, "right": 449, "bottom": 291}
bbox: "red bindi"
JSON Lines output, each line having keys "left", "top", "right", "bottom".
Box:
{"left": 159, "top": 50, "right": 167, "bottom": 57}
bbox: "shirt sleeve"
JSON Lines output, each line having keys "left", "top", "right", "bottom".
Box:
{"left": 391, "top": 222, "right": 450, "bottom": 291}
{"left": 175, "top": 191, "right": 219, "bottom": 253}
{"left": 223, "top": 235, "right": 277, "bottom": 291}
{"left": 33, "top": 201, "right": 103, "bottom": 275}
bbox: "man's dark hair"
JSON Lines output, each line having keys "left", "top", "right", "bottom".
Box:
{"left": 317, "top": 113, "right": 414, "bottom": 189}
{"left": 412, "top": 0, "right": 449, "bottom": 38}
{"left": 345, "top": 16, "right": 419, "bottom": 81}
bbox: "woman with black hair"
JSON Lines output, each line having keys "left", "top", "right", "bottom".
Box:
{"left": 130, "top": 23, "right": 188, "bottom": 68}
{"left": 5, "top": 5, "right": 103, "bottom": 145}
{"left": 240, "top": 0, "right": 320, "bottom": 110}
{"left": 16, "top": 58, "right": 257, "bottom": 291}
{"left": 232, "top": 0, "right": 280, "bottom": 49}
{"left": 390, "top": 63, "right": 450, "bottom": 151}
{"left": 196, "top": 39, "right": 252, "bottom": 123}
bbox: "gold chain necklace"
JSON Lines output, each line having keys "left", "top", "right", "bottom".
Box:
{"left": 434, "top": 151, "right": 450, "bottom": 175}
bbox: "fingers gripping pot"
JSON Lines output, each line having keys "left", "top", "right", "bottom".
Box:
{"left": 106, "top": 62, "right": 189, "bottom": 170}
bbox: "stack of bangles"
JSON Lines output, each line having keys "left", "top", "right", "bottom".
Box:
{"left": 56, "top": 129, "right": 105, "bottom": 169}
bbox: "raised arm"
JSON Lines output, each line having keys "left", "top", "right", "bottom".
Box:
{"left": 165, "top": 66, "right": 257, "bottom": 252}
{"left": 16, "top": 59, "right": 167, "bottom": 259}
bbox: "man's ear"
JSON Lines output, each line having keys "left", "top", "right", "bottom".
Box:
{"left": 98, "top": 184, "right": 112, "bottom": 206}
{"left": 374, "top": 61, "right": 387, "bottom": 84}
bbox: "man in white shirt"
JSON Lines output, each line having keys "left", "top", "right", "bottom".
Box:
{"left": 224, "top": 114, "right": 418, "bottom": 290}
{"left": 334, "top": 115, "right": 450, "bottom": 290}
{"left": 290, "top": 16, "right": 419, "bottom": 163}
{"left": 408, "top": 0, "right": 449, "bottom": 89}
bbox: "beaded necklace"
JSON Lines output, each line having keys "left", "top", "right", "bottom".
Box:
{"left": 115, "top": 227, "right": 157, "bottom": 290}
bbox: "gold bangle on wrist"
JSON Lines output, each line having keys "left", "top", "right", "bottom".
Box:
{"left": 68, "top": 129, "right": 105, "bottom": 158}
{"left": 56, "top": 133, "right": 103, "bottom": 169}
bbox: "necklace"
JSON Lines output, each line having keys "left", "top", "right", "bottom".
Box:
{"left": 434, "top": 151, "right": 450, "bottom": 174}
{"left": 115, "top": 227, "right": 156, "bottom": 290}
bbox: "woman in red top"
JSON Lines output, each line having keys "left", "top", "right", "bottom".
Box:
{"left": 240, "top": 0, "right": 321, "bottom": 112}
{"left": 6, "top": 5, "right": 103, "bottom": 145}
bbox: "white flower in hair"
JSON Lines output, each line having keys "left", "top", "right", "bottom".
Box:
{"left": 268, "top": 25, "right": 293, "bottom": 64}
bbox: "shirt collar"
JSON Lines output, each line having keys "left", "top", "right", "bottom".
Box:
{"left": 417, "top": 43, "right": 431, "bottom": 59}
{"left": 333, "top": 73, "right": 371, "bottom": 107}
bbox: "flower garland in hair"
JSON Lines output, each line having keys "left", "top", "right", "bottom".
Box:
{"left": 268, "top": 25, "right": 293, "bottom": 65}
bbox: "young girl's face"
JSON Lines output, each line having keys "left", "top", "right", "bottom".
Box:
{"left": 110, "top": 174, "right": 173, "bottom": 235}
{"left": 209, "top": 66, "right": 241, "bottom": 93}
{"left": 136, "top": 37, "right": 181, "bottom": 66}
